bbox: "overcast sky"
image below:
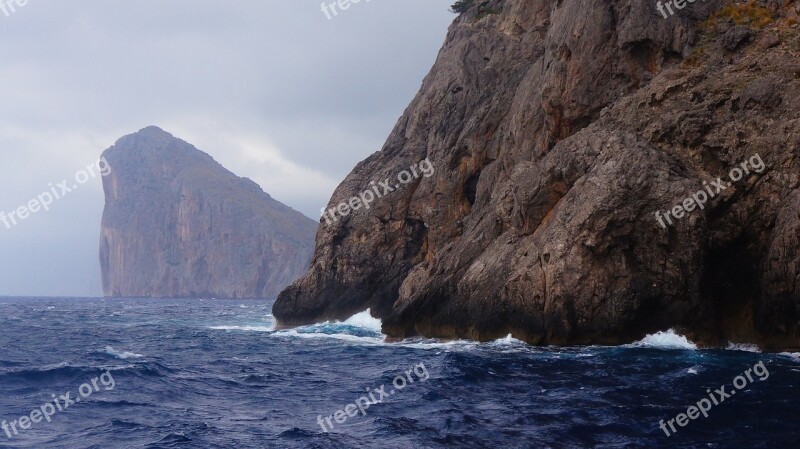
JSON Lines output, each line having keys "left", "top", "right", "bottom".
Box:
{"left": 0, "top": 0, "right": 454, "bottom": 297}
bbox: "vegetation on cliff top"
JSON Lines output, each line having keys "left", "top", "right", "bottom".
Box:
{"left": 704, "top": 0, "right": 775, "bottom": 29}
{"left": 451, "top": 0, "right": 500, "bottom": 20}
{"left": 450, "top": 0, "right": 475, "bottom": 14}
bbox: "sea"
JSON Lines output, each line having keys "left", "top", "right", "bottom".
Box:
{"left": 0, "top": 297, "right": 798, "bottom": 448}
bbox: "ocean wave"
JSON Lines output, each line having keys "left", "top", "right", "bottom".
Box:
{"left": 780, "top": 352, "right": 800, "bottom": 362}
{"left": 395, "top": 338, "right": 480, "bottom": 351}
{"left": 205, "top": 312, "right": 731, "bottom": 355}
{"left": 92, "top": 399, "right": 155, "bottom": 408}
{"left": 687, "top": 365, "right": 704, "bottom": 375}
{"left": 209, "top": 325, "right": 274, "bottom": 332}
{"left": 103, "top": 346, "right": 145, "bottom": 359}
{"left": 0, "top": 362, "right": 95, "bottom": 383}
{"left": 0, "top": 359, "right": 25, "bottom": 368}
{"left": 208, "top": 309, "right": 538, "bottom": 351}
{"left": 628, "top": 329, "right": 697, "bottom": 350}
{"left": 340, "top": 308, "right": 382, "bottom": 331}
{"left": 146, "top": 432, "right": 192, "bottom": 447}
{"left": 494, "top": 333, "right": 525, "bottom": 345}
{"left": 270, "top": 328, "right": 384, "bottom": 344}
{"left": 726, "top": 342, "right": 761, "bottom": 353}
{"left": 32, "top": 306, "right": 57, "bottom": 312}
{"left": 210, "top": 309, "right": 384, "bottom": 343}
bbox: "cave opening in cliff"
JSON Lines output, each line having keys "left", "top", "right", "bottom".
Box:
{"left": 699, "top": 233, "right": 762, "bottom": 343}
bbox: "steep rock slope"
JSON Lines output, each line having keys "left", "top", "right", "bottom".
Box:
{"left": 275, "top": 0, "right": 800, "bottom": 350}
{"left": 100, "top": 126, "right": 317, "bottom": 299}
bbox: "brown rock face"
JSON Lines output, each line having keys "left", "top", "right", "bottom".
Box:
{"left": 100, "top": 126, "right": 317, "bottom": 299}
{"left": 274, "top": 0, "right": 800, "bottom": 350}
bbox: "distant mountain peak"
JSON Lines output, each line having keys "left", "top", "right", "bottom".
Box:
{"left": 99, "top": 128, "right": 317, "bottom": 299}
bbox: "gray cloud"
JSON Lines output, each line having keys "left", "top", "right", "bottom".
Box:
{"left": 0, "top": 0, "right": 454, "bottom": 296}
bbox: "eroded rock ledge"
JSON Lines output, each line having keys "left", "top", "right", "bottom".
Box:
{"left": 274, "top": 0, "right": 800, "bottom": 350}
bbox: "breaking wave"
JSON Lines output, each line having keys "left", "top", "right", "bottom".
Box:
{"left": 103, "top": 346, "right": 145, "bottom": 359}
{"left": 727, "top": 342, "right": 761, "bottom": 353}
{"left": 629, "top": 329, "right": 697, "bottom": 350}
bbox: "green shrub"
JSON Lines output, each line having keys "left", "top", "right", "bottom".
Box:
{"left": 450, "top": 0, "right": 476, "bottom": 14}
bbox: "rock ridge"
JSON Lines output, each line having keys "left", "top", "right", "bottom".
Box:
{"left": 274, "top": 0, "right": 800, "bottom": 350}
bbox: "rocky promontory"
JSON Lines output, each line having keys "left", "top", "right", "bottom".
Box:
{"left": 274, "top": 0, "right": 800, "bottom": 350}
{"left": 100, "top": 126, "right": 317, "bottom": 299}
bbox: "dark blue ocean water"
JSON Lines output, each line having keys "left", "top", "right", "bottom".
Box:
{"left": 0, "top": 297, "right": 798, "bottom": 449}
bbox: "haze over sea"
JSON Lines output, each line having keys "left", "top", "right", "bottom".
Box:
{"left": 0, "top": 297, "right": 798, "bottom": 448}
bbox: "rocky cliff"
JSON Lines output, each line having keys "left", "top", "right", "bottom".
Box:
{"left": 274, "top": 0, "right": 800, "bottom": 350}
{"left": 100, "top": 126, "right": 317, "bottom": 299}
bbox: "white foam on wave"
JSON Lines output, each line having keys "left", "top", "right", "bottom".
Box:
{"left": 271, "top": 329, "right": 384, "bottom": 344}
{"left": 209, "top": 325, "right": 274, "bottom": 332}
{"left": 340, "top": 308, "right": 383, "bottom": 331}
{"left": 33, "top": 306, "right": 57, "bottom": 312}
{"left": 288, "top": 308, "right": 380, "bottom": 331}
{"left": 266, "top": 309, "right": 384, "bottom": 343}
{"left": 208, "top": 309, "right": 384, "bottom": 344}
{"left": 396, "top": 339, "right": 479, "bottom": 350}
{"left": 780, "top": 352, "right": 800, "bottom": 362}
{"left": 103, "top": 346, "right": 144, "bottom": 359}
{"left": 495, "top": 333, "right": 524, "bottom": 344}
{"left": 395, "top": 335, "right": 541, "bottom": 352}
{"left": 631, "top": 329, "right": 697, "bottom": 350}
{"left": 726, "top": 342, "right": 761, "bottom": 353}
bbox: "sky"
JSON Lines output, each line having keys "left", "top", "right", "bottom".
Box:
{"left": 0, "top": 0, "right": 455, "bottom": 297}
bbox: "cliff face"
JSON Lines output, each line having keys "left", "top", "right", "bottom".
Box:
{"left": 100, "top": 126, "right": 317, "bottom": 299}
{"left": 274, "top": 0, "right": 800, "bottom": 350}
